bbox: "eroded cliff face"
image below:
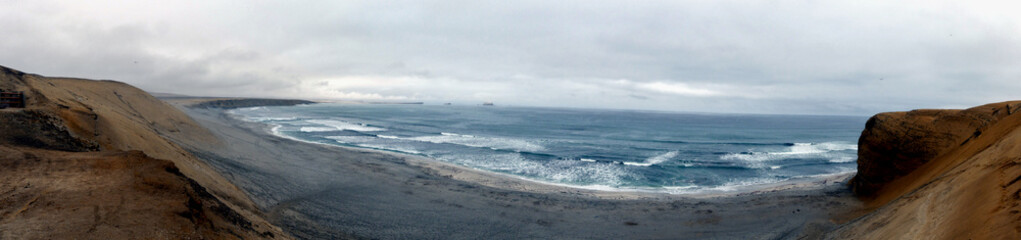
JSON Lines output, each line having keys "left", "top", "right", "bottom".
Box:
{"left": 852, "top": 101, "right": 1021, "bottom": 197}
{"left": 832, "top": 101, "right": 1021, "bottom": 239}
{"left": 0, "top": 65, "right": 288, "bottom": 239}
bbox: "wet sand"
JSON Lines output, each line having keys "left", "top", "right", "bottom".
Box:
{"left": 167, "top": 104, "right": 863, "bottom": 239}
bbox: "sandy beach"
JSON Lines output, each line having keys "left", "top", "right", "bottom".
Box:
{"left": 165, "top": 100, "right": 863, "bottom": 239}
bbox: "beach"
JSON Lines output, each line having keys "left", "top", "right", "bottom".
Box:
{"left": 166, "top": 100, "right": 863, "bottom": 239}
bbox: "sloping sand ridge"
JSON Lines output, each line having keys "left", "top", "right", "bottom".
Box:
{"left": 0, "top": 65, "right": 288, "bottom": 239}
{"left": 829, "top": 101, "right": 1021, "bottom": 239}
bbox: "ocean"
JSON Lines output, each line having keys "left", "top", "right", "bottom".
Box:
{"left": 229, "top": 103, "right": 866, "bottom": 193}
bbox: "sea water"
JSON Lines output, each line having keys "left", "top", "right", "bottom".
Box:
{"left": 230, "top": 103, "right": 866, "bottom": 193}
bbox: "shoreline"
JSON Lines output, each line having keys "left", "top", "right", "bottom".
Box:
{"left": 223, "top": 105, "right": 858, "bottom": 199}
{"left": 165, "top": 99, "right": 864, "bottom": 239}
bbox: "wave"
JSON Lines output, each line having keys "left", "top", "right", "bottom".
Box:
{"left": 300, "top": 126, "right": 341, "bottom": 132}
{"left": 828, "top": 156, "right": 857, "bottom": 163}
{"left": 303, "top": 119, "right": 386, "bottom": 132}
{"left": 236, "top": 106, "right": 267, "bottom": 111}
{"left": 324, "top": 136, "right": 424, "bottom": 155}
{"left": 248, "top": 116, "right": 299, "bottom": 122}
{"left": 663, "top": 177, "right": 785, "bottom": 193}
{"left": 629, "top": 138, "right": 795, "bottom": 146}
{"left": 441, "top": 132, "right": 474, "bottom": 137}
{"left": 623, "top": 151, "right": 679, "bottom": 167}
{"left": 407, "top": 132, "right": 545, "bottom": 152}
{"left": 376, "top": 134, "right": 401, "bottom": 139}
{"left": 436, "top": 153, "right": 639, "bottom": 187}
{"left": 720, "top": 142, "right": 857, "bottom": 163}
{"left": 784, "top": 142, "right": 856, "bottom": 154}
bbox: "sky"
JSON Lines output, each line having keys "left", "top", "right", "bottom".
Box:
{"left": 2, "top": 0, "right": 1020, "bottom": 115}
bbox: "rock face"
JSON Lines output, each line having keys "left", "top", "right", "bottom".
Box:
{"left": 0, "top": 110, "right": 99, "bottom": 151}
{"left": 852, "top": 102, "right": 1021, "bottom": 196}
{"left": 831, "top": 101, "right": 1021, "bottom": 239}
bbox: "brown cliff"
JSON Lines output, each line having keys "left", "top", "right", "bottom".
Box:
{"left": 852, "top": 101, "right": 1021, "bottom": 197}
{"left": 0, "top": 65, "right": 288, "bottom": 239}
{"left": 831, "top": 101, "right": 1021, "bottom": 239}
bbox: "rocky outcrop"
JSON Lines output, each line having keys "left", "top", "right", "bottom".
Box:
{"left": 831, "top": 101, "right": 1021, "bottom": 239}
{"left": 851, "top": 101, "right": 1021, "bottom": 196}
{"left": 0, "top": 110, "right": 99, "bottom": 151}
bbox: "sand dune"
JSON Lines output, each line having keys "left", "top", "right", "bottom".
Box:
{"left": 0, "top": 65, "right": 287, "bottom": 239}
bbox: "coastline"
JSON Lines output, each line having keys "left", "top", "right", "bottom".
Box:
{"left": 167, "top": 99, "right": 863, "bottom": 239}
{"left": 5, "top": 63, "right": 1018, "bottom": 239}
{"left": 225, "top": 103, "right": 859, "bottom": 199}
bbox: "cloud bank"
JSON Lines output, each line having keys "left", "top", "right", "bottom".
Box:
{"left": 2, "top": 0, "right": 1020, "bottom": 115}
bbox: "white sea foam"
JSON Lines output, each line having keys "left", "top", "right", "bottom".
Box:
{"left": 437, "top": 153, "right": 637, "bottom": 187}
{"left": 303, "top": 119, "right": 386, "bottom": 132}
{"left": 623, "top": 151, "right": 679, "bottom": 167}
{"left": 250, "top": 116, "right": 299, "bottom": 122}
{"left": 680, "top": 177, "right": 785, "bottom": 193}
{"left": 441, "top": 132, "right": 475, "bottom": 138}
{"left": 376, "top": 135, "right": 401, "bottom": 139}
{"left": 237, "top": 106, "right": 267, "bottom": 111}
{"left": 829, "top": 156, "right": 857, "bottom": 163}
{"left": 300, "top": 127, "right": 341, "bottom": 132}
{"left": 407, "top": 132, "right": 545, "bottom": 152}
{"left": 720, "top": 142, "right": 857, "bottom": 164}
{"left": 270, "top": 125, "right": 283, "bottom": 135}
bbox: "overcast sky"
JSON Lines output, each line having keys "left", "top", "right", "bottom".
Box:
{"left": 2, "top": 0, "right": 1020, "bottom": 115}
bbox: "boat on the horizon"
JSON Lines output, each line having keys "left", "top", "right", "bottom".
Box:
{"left": 482, "top": 102, "right": 494, "bottom": 106}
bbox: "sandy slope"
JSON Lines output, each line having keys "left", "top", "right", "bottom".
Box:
{"left": 0, "top": 66, "right": 287, "bottom": 239}
{"left": 0, "top": 147, "right": 271, "bottom": 239}
{"left": 828, "top": 101, "right": 1021, "bottom": 239}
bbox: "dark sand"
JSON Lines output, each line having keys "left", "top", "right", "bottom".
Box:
{"left": 167, "top": 104, "right": 862, "bottom": 239}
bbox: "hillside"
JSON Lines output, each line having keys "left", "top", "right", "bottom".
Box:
{"left": 829, "top": 101, "right": 1021, "bottom": 239}
{"left": 0, "top": 65, "right": 287, "bottom": 239}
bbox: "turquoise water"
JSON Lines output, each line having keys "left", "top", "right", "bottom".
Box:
{"left": 230, "top": 103, "right": 866, "bottom": 193}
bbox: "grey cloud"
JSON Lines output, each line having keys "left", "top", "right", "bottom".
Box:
{"left": 2, "top": 0, "right": 1021, "bottom": 115}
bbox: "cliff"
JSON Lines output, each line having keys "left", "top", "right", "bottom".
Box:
{"left": 830, "top": 101, "right": 1021, "bottom": 239}
{"left": 0, "top": 65, "right": 288, "bottom": 239}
